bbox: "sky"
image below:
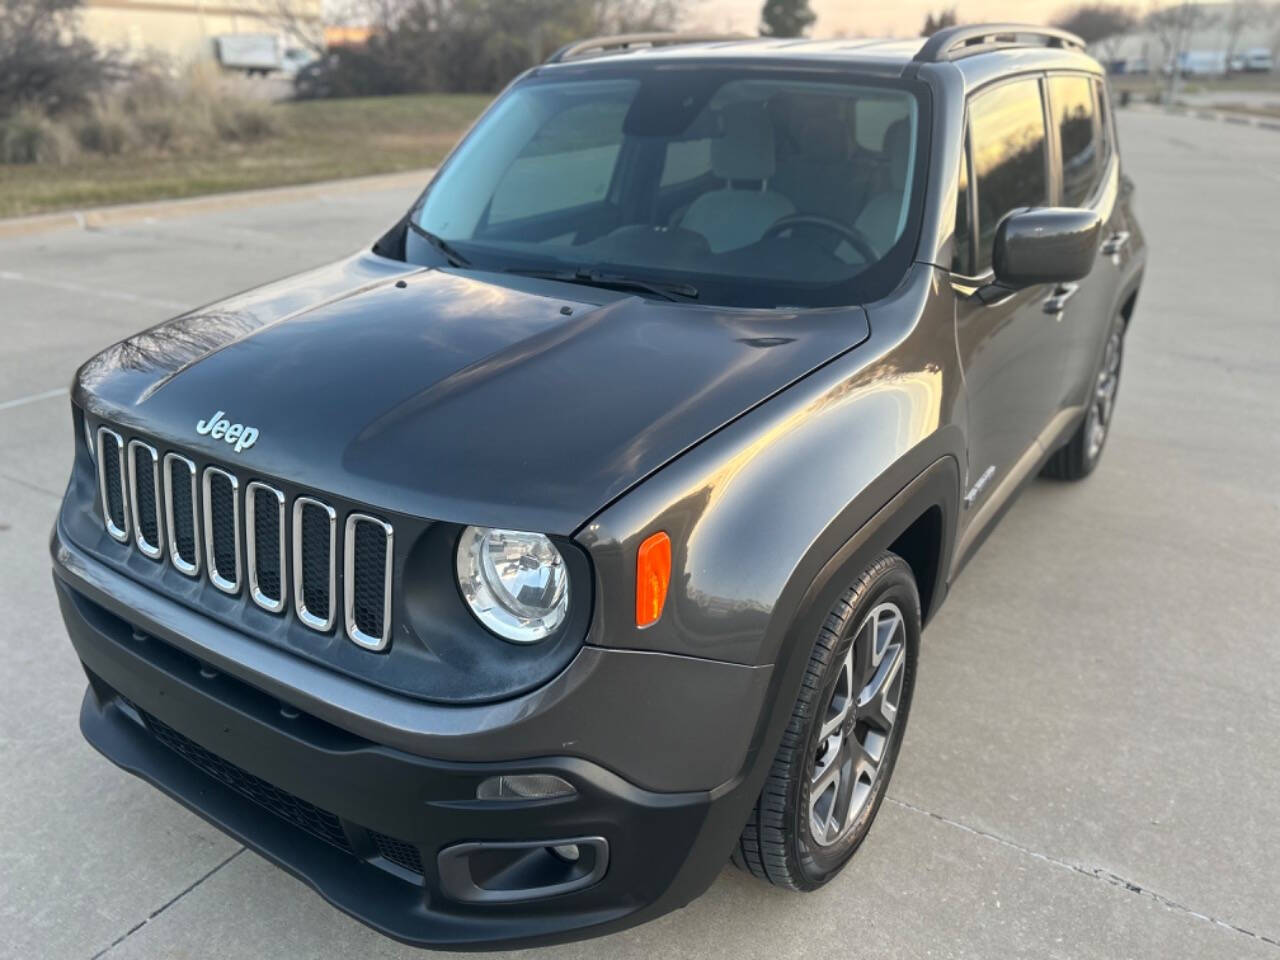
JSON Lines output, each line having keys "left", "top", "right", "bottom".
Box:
{"left": 684, "top": 1, "right": 1173, "bottom": 38}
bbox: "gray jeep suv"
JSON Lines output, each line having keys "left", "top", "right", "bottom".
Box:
{"left": 53, "top": 25, "right": 1145, "bottom": 950}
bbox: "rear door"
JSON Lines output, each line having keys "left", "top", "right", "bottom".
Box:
{"left": 952, "top": 75, "right": 1063, "bottom": 512}
{"left": 1046, "top": 74, "right": 1129, "bottom": 407}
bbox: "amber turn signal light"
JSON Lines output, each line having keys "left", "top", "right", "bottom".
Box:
{"left": 635, "top": 532, "right": 671, "bottom": 628}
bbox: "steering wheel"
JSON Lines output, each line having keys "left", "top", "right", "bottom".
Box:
{"left": 762, "top": 214, "right": 880, "bottom": 264}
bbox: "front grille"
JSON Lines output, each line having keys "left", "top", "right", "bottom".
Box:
{"left": 140, "top": 707, "right": 354, "bottom": 852}
{"left": 134, "top": 706, "right": 424, "bottom": 877}
{"left": 96, "top": 428, "right": 129, "bottom": 543}
{"left": 295, "top": 497, "right": 336, "bottom": 631}
{"left": 203, "top": 467, "right": 241, "bottom": 594}
{"left": 164, "top": 453, "right": 200, "bottom": 575}
{"left": 91, "top": 421, "right": 397, "bottom": 652}
{"left": 369, "top": 830, "right": 425, "bottom": 875}
{"left": 246, "top": 482, "right": 285, "bottom": 613}
{"left": 128, "top": 440, "right": 162, "bottom": 559}
{"left": 345, "top": 514, "right": 393, "bottom": 650}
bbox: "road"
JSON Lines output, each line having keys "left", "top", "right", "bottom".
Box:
{"left": 1, "top": 109, "right": 1278, "bottom": 959}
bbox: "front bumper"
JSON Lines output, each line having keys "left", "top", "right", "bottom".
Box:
{"left": 53, "top": 525, "right": 773, "bottom": 950}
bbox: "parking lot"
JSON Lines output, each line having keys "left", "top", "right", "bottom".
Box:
{"left": 1, "top": 109, "right": 1278, "bottom": 959}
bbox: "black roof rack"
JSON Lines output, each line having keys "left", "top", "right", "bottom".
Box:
{"left": 546, "top": 32, "right": 748, "bottom": 64}
{"left": 914, "top": 23, "right": 1085, "bottom": 63}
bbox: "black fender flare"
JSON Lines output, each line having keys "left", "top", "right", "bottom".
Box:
{"left": 718, "top": 453, "right": 960, "bottom": 829}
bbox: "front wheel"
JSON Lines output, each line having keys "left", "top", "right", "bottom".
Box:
{"left": 733, "top": 552, "right": 919, "bottom": 890}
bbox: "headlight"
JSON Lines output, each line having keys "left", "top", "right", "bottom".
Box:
{"left": 456, "top": 526, "right": 569, "bottom": 643}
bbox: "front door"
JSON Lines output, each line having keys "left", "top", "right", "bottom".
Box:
{"left": 952, "top": 75, "right": 1065, "bottom": 516}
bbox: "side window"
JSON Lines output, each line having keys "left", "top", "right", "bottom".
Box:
{"left": 488, "top": 100, "right": 627, "bottom": 224}
{"left": 1094, "top": 79, "right": 1113, "bottom": 166}
{"left": 1049, "top": 75, "right": 1101, "bottom": 207}
{"left": 952, "top": 136, "right": 971, "bottom": 274}
{"left": 968, "top": 78, "right": 1049, "bottom": 274}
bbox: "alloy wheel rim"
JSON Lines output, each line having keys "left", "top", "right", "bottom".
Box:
{"left": 808, "top": 601, "right": 907, "bottom": 848}
{"left": 1087, "top": 329, "right": 1123, "bottom": 460}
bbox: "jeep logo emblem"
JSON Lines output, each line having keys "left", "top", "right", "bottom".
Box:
{"left": 196, "top": 409, "right": 259, "bottom": 453}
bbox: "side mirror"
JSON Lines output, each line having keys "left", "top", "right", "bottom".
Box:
{"left": 992, "top": 207, "right": 1102, "bottom": 289}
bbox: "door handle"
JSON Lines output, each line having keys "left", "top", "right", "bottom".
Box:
{"left": 1042, "top": 282, "right": 1080, "bottom": 317}
{"left": 1101, "top": 231, "right": 1130, "bottom": 257}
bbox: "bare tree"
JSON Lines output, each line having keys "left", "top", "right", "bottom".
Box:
{"left": 1222, "top": 0, "right": 1266, "bottom": 66}
{"left": 1268, "top": 2, "right": 1280, "bottom": 62}
{"left": 920, "top": 8, "right": 958, "bottom": 37}
{"left": 1054, "top": 3, "right": 1137, "bottom": 65}
{"left": 262, "top": 0, "right": 331, "bottom": 55}
{"left": 760, "top": 0, "right": 816, "bottom": 38}
{"left": 1145, "top": 2, "right": 1219, "bottom": 101}
{"left": 592, "top": 0, "right": 685, "bottom": 32}
{"left": 0, "top": 0, "right": 122, "bottom": 117}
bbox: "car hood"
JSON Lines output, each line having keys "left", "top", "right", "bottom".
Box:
{"left": 76, "top": 253, "right": 870, "bottom": 534}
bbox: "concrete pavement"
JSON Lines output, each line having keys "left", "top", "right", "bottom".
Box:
{"left": 1, "top": 110, "right": 1278, "bottom": 959}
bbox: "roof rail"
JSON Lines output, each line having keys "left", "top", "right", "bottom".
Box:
{"left": 914, "top": 23, "right": 1085, "bottom": 63}
{"left": 546, "top": 32, "right": 748, "bottom": 64}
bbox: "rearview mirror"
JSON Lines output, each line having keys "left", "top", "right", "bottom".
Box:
{"left": 992, "top": 208, "right": 1102, "bottom": 289}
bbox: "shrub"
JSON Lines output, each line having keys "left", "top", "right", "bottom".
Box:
{"left": 75, "top": 97, "right": 137, "bottom": 155}
{"left": 0, "top": 0, "right": 121, "bottom": 117}
{"left": 210, "top": 98, "right": 281, "bottom": 142}
{"left": 0, "top": 57, "right": 286, "bottom": 164}
{"left": 0, "top": 105, "right": 78, "bottom": 164}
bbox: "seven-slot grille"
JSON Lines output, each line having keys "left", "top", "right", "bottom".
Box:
{"left": 94, "top": 425, "right": 394, "bottom": 651}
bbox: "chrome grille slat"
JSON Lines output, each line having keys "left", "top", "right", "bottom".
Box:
{"left": 344, "top": 514, "right": 393, "bottom": 651}
{"left": 246, "top": 481, "right": 286, "bottom": 613}
{"left": 163, "top": 453, "right": 200, "bottom": 576}
{"left": 203, "top": 466, "right": 242, "bottom": 594}
{"left": 96, "top": 427, "right": 129, "bottom": 543}
{"left": 127, "top": 440, "right": 163, "bottom": 559}
{"left": 293, "top": 496, "right": 336, "bottom": 632}
{"left": 97, "top": 424, "right": 398, "bottom": 651}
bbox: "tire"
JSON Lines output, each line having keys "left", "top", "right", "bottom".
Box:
{"left": 732, "top": 552, "right": 920, "bottom": 891}
{"left": 1043, "top": 312, "right": 1126, "bottom": 481}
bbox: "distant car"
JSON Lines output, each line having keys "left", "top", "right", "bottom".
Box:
{"left": 215, "top": 32, "right": 316, "bottom": 77}
{"left": 1230, "top": 48, "right": 1274, "bottom": 73}
{"left": 1118, "top": 56, "right": 1149, "bottom": 75}
{"left": 1175, "top": 49, "right": 1227, "bottom": 76}
{"left": 55, "top": 24, "right": 1145, "bottom": 949}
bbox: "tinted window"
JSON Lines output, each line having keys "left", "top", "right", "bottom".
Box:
{"left": 489, "top": 98, "right": 629, "bottom": 224}
{"left": 952, "top": 137, "right": 971, "bottom": 274}
{"left": 1050, "top": 75, "right": 1101, "bottom": 207}
{"left": 969, "top": 78, "right": 1048, "bottom": 273}
{"left": 414, "top": 72, "right": 926, "bottom": 309}
{"left": 660, "top": 138, "right": 712, "bottom": 186}
{"left": 1095, "top": 79, "right": 1113, "bottom": 165}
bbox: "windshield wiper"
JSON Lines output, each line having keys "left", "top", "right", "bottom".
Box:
{"left": 504, "top": 267, "right": 698, "bottom": 302}
{"left": 408, "top": 222, "right": 471, "bottom": 268}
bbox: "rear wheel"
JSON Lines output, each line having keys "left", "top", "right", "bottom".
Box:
{"left": 733, "top": 552, "right": 919, "bottom": 890}
{"left": 1043, "top": 313, "right": 1125, "bottom": 480}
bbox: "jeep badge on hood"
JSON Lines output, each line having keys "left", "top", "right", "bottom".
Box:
{"left": 195, "top": 409, "right": 258, "bottom": 453}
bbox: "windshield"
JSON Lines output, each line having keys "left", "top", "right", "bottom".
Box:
{"left": 408, "top": 67, "right": 927, "bottom": 308}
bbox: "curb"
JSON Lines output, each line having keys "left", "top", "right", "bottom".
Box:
{"left": 1126, "top": 101, "right": 1280, "bottom": 133}
{"left": 0, "top": 167, "right": 434, "bottom": 240}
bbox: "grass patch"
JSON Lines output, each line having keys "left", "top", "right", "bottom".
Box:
{"left": 0, "top": 93, "right": 490, "bottom": 218}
